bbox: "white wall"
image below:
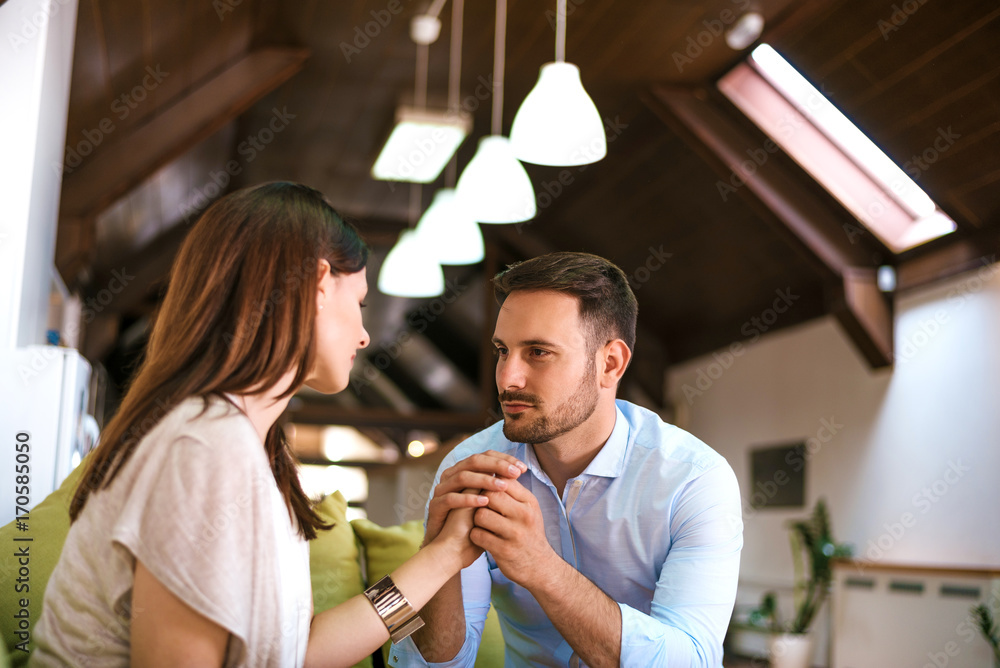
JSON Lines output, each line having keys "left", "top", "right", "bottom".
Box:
{"left": 668, "top": 260, "right": 1000, "bottom": 658}
{"left": 0, "top": 0, "right": 78, "bottom": 348}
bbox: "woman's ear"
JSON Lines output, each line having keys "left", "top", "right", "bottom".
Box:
{"left": 598, "top": 339, "right": 632, "bottom": 389}
{"left": 315, "top": 259, "right": 332, "bottom": 306}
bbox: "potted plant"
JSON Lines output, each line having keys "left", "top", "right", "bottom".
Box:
{"left": 972, "top": 604, "right": 1000, "bottom": 668}
{"left": 747, "top": 498, "right": 853, "bottom": 668}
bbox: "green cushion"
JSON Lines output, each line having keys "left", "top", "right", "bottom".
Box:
{"left": 0, "top": 461, "right": 86, "bottom": 665}
{"left": 310, "top": 492, "right": 371, "bottom": 668}
{"left": 351, "top": 519, "right": 505, "bottom": 668}
{"left": 351, "top": 519, "right": 424, "bottom": 584}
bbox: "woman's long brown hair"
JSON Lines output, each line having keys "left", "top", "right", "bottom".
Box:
{"left": 69, "top": 182, "right": 369, "bottom": 539}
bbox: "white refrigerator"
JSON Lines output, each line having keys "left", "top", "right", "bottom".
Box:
{"left": 1, "top": 346, "right": 100, "bottom": 526}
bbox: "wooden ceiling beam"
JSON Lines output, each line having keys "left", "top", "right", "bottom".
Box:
{"left": 644, "top": 85, "right": 894, "bottom": 368}
{"left": 60, "top": 47, "right": 309, "bottom": 220}
{"left": 832, "top": 268, "right": 894, "bottom": 368}
{"left": 56, "top": 47, "right": 309, "bottom": 283}
{"left": 643, "top": 85, "right": 877, "bottom": 280}
{"left": 86, "top": 212, "right": 409, "bottom": 320}
{"left": 896, "top": 224, "right": 1000, "bottom": 293}
{"left": 285, "top": 401, "right": 490, "bottom": 435}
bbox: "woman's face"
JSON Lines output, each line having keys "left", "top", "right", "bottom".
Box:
{"left": 305, "top": 266, "right": 370, "bottom": 393}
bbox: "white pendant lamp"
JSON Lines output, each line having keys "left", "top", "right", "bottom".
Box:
{"left": 510, "top": 0, "right": 606, "bottom": 166}
{"left": 377, "top": 9, "right": 453, "bottom": 297}
{"left": 416, "top": 189, "right": 484, "bottom": 265}
{"left": 455, "top": 0, "right": 536, "bottom": 224}
{"left": 377, "top": 229, "right": 445, "bottom": 297}
{"left": 457, "top": 136, "right": 536, "bottom": 223}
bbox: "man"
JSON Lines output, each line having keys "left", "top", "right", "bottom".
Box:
{"left": 391, "top": 252, "right": 743, "bottom": 667}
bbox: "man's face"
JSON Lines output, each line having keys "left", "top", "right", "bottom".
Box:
{"left": 492, "top": 290, "right": 599, "bottom": 445}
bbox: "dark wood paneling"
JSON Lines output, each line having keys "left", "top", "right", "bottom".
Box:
{"left": 59, "top": 0, "right": 1000, "bottom": 406}
{"left": 772, "top": 0, "right": 1000, "bottom": 243}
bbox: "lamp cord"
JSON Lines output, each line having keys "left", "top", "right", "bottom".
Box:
{"left": 415, "top": 42, "right": 428, "bottom": 109}
{"left": 411, "top": 16, "right": 432, "bottom": 225}
{"left": 491, "top": 0, "right": 506, "bottom": 135}
{"left": 555, "top": 0, "right": 566, "bottom": 63}
{"left": 445, "top": 0, "right": 464, "bottom": 187}
{"left": 427, "top": 0, "right": 448, "bottom": 19}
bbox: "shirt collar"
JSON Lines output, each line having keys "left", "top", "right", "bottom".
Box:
{"left": 522, "top": 403, "right": 630, "bottom": 483}
{"left": 580, "top": 403, "right": 630, "bottom": 478}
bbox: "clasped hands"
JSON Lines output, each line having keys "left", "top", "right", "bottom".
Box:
{"left": 425, "top": 450, "right": 555, "bottom": 588}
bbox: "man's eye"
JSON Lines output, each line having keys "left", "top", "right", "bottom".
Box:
{"left": 494, "top": 347, "right": 507, "bottom": 357}
{"left": 530, "top": 349, "right": 548, "bottom": 357}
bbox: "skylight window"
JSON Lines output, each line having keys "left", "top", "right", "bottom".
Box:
{"left": 718, "top": 44, "right": 956, "bottom": 253}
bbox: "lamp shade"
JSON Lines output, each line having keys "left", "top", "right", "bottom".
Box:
{"left": 510, "top": 62, "right": 606, "bottom": 167}
{"left": 371, "top": 107, "right": 472, "bottom": 183}
{"left": 377, "top": 230, "right": 445, "bottom": 297}
{"left": 456, "top": 135, "right": 536, "bottom": 224}
{"left": 415, "top": 189, "right": 484, "bottom": 265}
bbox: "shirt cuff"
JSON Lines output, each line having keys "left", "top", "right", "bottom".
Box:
{"left": 618, "top": 602, "right": 673, "bottom": 666}
{"left": 387, "top": 626, "right": 481, "bottom": 668}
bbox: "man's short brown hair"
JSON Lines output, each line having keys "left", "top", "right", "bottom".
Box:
{"left": 492, "top": 252, "right": 638, "bottom": 354}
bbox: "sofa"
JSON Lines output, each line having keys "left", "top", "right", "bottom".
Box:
{"left": 0, "top": 463, "right": 505, "bottom": 668}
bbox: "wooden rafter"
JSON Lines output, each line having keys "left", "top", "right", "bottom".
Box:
{"left": 57, "top": 47, "right": 310, "bottom": 283}
{"left": 644, "top": 85, "right": 894, "bottom": 368}
{"left": 285, "top": 402, "right": 491, "bottom": 434}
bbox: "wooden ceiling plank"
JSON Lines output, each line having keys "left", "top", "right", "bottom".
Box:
{"left": 101, "top": 0, "right": 146, "bottom": 124}
{"left": 60, "top": 47, "right": 310, "bottom": 220}
{"left": 849, "top": 5, "right": 1000, "bottom": 110}
{"left": 90, "top": 0, "right": 114, "bottom": 105}
{"left": 66, "top": 0, "right": 109, "bottom": 146}
{"left": 764, "top": 0, "right": 851, "bottom": 56}
{"left": 880, "top": 64, "right": 1000, "bottom": 143}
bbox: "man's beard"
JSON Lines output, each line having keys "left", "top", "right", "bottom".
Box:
{"left": 501, "top": 358, "right": 598, "bottom": 445}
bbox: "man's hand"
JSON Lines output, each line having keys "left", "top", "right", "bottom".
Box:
{"left": 472, "top": 479, "right": 623, "bottom": 668}
{"left": 423, "top": 450, "right": 527, "bottom": 548}
{"left": 412, "top": 451, "right": 526, "bottom": 662}
{"left": 469, "top": 478, "right": 558, "bottom": 589}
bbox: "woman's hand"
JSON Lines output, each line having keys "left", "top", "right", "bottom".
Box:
{"left": 431, "top": 488, "right": 487, "bottom": 570}
{"left": 423, "top": 451, "right": 527, "bottom": 552}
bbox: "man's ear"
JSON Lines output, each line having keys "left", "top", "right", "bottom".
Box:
{"left": 598, "top": 339, "right": 632, "bottom": 389}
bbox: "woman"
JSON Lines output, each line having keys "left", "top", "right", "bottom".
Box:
{"left": 32, "top": 182, "right": 523, "bottom": 667}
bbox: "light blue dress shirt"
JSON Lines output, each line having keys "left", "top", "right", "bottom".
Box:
{"left": 390, "top": 400, "right": 743, "bottom": 667}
